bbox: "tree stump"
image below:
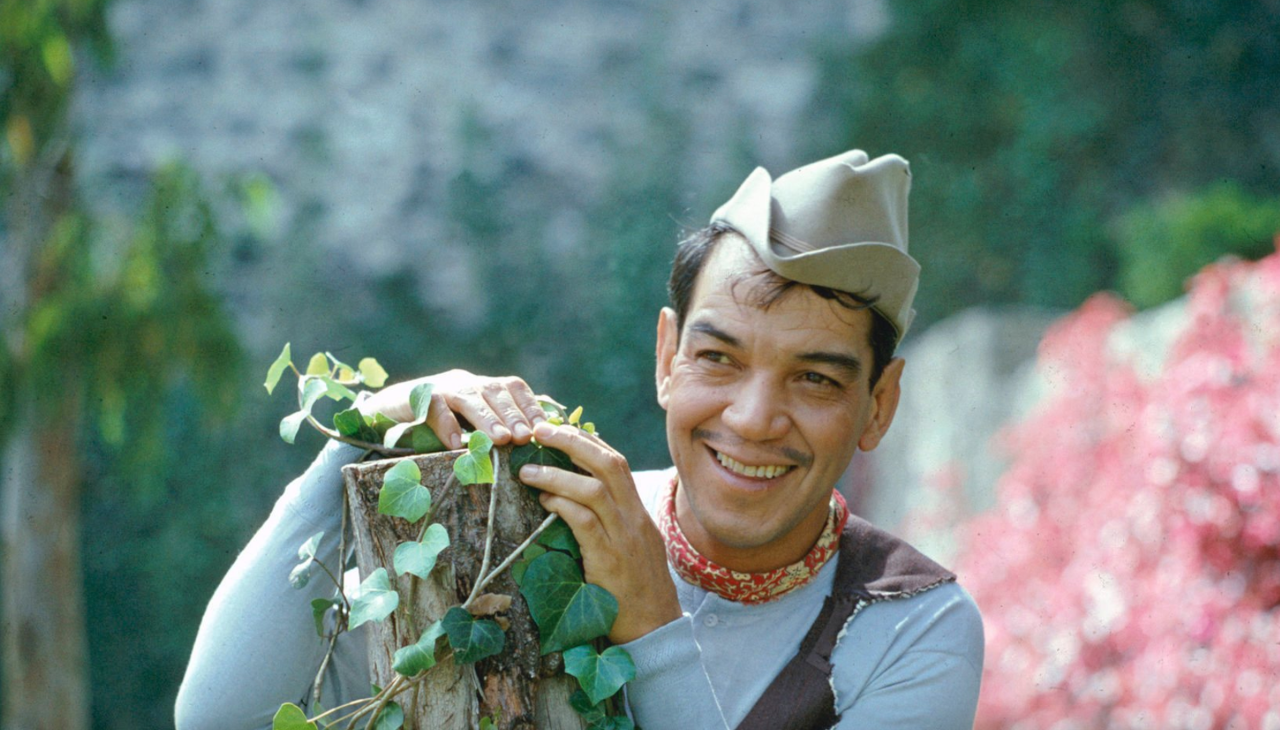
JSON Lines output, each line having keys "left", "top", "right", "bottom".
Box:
{"left": 342, "top": 446, "right": 589, "bottom": 730}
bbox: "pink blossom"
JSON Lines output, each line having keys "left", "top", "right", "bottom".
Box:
{"left": 953, "top": 250, "right": 1280, "bottom": 729}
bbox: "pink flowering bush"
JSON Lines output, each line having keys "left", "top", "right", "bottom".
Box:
{"left": 957, "top": 246, "right": 1280, "bottom": 730}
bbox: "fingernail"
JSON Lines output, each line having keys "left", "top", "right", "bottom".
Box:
{"left": 513, "top": 423, "right": 531, "bottom": 440}
{"left": 520, "top": 465, "right": 539, "bottom": 479}
{"left": 533, "top": 422, "right": 555, "bottom": 438}
{"left": 494, "top": 425, "right": 511, "bottom": 441}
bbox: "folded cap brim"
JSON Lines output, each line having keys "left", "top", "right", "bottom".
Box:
{"left": 710, "top": 164, "right": 918, "bottom": 338}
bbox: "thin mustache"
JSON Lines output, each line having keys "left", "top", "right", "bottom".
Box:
{"left": 692, "top": 428, "right": 814, "bottom": 468}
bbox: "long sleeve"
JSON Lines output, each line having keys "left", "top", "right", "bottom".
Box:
{"left": 175, "top": 440, "right": 370, "bottom": 730}
{"left": 619, "top": 614, "right": 731, "bottom": 730}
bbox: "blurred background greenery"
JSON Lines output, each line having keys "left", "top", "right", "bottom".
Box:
{"left": 1, "top": 0, "right": 1277, "bottom": 727}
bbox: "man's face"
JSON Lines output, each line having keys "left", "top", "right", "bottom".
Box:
{"left": 655, "top": 236, "right": 904, "bottom": 572}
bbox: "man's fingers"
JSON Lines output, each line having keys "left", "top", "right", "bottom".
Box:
{"left": 481, "top": 382, "right": 535, "bottom": 443}
{"left": 506, "top": 379, "right": 548, "bottom": 429}
{"left": 520, "top": 466, "right": 624, "bottom": 538}
{"left": 537, "top": 491, "right": 608, "bottom": 546}
{"left": 445, "top": 388, "right": 513, "bottom": 444}
{"left": 530, "top": 423, "right": 631, "bottom": 485}
{"left": 426, "top": 393, "right": 465, "bottom": 450}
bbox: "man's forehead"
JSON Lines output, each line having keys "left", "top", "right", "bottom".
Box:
{"left": 688, "top": 235, "right": 873, "bottom": 340}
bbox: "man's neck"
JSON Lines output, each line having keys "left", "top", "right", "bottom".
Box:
{"left": 672, "top": 483, "right": 830, "bottom": 573}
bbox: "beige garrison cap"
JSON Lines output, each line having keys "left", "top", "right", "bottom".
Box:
{"left": 710, "top": 149, "right": 921, "bottom": 338}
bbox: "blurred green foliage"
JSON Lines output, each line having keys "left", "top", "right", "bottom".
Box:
{"left": 807, "top": 0, "right": 1280, "bottom": 321}
{"left": 3, "top": 2, "right": 244, "bottom": 728}
{"left": 1115, "top": 183, "right": 1280, "bottom": 308}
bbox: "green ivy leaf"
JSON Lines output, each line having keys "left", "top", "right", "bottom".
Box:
{"left": 370, "top": 702, "right": 403, "bottom": 730}
{"left": 409, "top": 383, "right": 434, "bottom": 421}
{"left": 564, "top": 644, "right": 636, "bottom": 705}
{"left": 319, "top": 375, "right": 357, "bottom": 402}
{"left": 288, "top": 531, "right": 324, "bottom": 588}
{"left": 264, "top": 343, "right": 292, "bottom": 394}
{"left": 479, "top": 719, "right": 495, "bottom": 730}
{"left": 381, "top": 383, "right": 435, "bottom": 449}
{"left": 442, "top": 606, "right": 505, "bottom": 664}
{"left": 325, "top": 351, "right": 355, "bottom": 375}
{"left": 519, "top": 552, "right": 618, "bottom": 654}
{"left": 510, "top": 544, "right": 547, "bottom": 587}
{"left": 271, "top": 703, "right": 316, "bottom": 730}
{"left": 369, "top": 412, "right": 397, "bottom": 433}
{"left": 300, "top": 377, "right": 328, "bottom": 411}
{"left": 393, "top": 523, "right": 450, "bottom": 579}
{"left": 453, "top": 431, "right": 495, "bottom": 485}
{"left": 348, "top": 568, "right": 399, "bottom": 630}
{"left": 392, "top": 620, "right": 446, "bottom": 676}
{"left": 306, "top": 352, "right": 330, "bottom": 376}
{"left": 409, "top": 425, "right": 446, "bottom": 453}
{"left": 279, "top": 411, "right": 308, "bottom": 445}
{"left": 359, "top": 357, "right": 389, "bottom": 388}
{"left": 536, "top": 518, "right": 581, "bottom": 558}
{"left": 378, "top": 460, "right": 431, "bottom": 523}
{"left": 311, "top": 598, "right": 337, "bottom": 637}
{"left": 333, "top": 407, "right": 377, "bottom": 440}
{"left": 569, "top": 689, "right": 606, "bottom": 723}
{"left": 509, "top": 441, "right": 575, "bottom": 481}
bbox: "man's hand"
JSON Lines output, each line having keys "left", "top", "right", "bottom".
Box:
{"left": 360, "top": 370, "right": 547, "bottom": 450}
{"left": 518, "top": 422, "right": 682, "bottom": 645}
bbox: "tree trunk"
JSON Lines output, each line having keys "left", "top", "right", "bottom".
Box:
{"left": 1, "top": 394, "right": 91, "bottom": 730}
{"left": 343, "top": 446, "right": 589, "bottom": 730}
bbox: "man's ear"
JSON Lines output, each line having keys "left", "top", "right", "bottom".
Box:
{"left": 655, "top": 307, "right": 678, "bottom": 410}
{"left": 858, "top": 357, "right": 905, "bottom": 452}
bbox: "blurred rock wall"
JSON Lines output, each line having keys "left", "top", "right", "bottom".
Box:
{"left": 71, "top": 0, "right": 882, "bottom": 353}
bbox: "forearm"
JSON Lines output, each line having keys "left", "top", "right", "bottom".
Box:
{"left": 175, "top": 440, "right": 365, "bottom": 730}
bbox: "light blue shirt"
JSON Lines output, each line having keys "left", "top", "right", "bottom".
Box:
{"left": 176, "top": 444, "right": 983, "bottom": 730}
{"left": 620, "top": 469, "right": 984, "bottom": 730}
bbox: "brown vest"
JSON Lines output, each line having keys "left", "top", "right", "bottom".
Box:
{"left": 736, "top": 516, "right": 955, "bottom": 730}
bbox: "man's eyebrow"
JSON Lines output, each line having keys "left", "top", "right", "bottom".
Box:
{"left": 797, "top": 351, "right": 863, "bottom": 378}
{"left": 687, "top": 321, "right": 741, "bottom": 348}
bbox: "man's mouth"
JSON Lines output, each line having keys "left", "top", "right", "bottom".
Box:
{"left": 713, "top": 449, "right": 796, "bottom": 480}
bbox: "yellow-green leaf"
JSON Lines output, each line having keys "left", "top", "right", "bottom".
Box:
{"left": 272, "top": 703, "right": 316, "bottom": 730}
{"left": 453, "top": 431, "right": 495, "bottom": 485}
{"left": 359, "top": 358, "right": 389, "bottom": 388}
{"left": 41, "top": 33, "right": 74, "bottom": 87}
{"left": 306, "top": 352, "right": 330, "bottom": 376}
{"left": 265, "top": 343, "right": 292, "bottom": 394}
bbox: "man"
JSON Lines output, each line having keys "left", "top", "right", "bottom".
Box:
{"left": 176, "top": 150, "right": 983, "bottom": 729}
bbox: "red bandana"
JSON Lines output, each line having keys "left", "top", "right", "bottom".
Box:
{"left": 658, "top": 476, "right": 849, "bottom": 605}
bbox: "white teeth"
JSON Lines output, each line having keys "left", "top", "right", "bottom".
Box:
{"left": 715, "top": 450, "right": 791, "bottom": 479}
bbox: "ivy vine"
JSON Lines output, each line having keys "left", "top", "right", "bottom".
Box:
{"left": 263, "top": 345, "right": 635, "bottom": 729}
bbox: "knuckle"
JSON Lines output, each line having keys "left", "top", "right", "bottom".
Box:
{"left": 606, "top": 453, "right": 629, "bottom": 474}
{"left": 583, "top": 480, "right": 607, "bottom": 504}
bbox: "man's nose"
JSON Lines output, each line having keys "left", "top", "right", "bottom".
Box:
{"left": 721, "top": 375, "right": 789, "bottom": 442}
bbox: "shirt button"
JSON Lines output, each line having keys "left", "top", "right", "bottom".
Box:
{"left": 702, "top": 614, "right": 719, "bottom": 627}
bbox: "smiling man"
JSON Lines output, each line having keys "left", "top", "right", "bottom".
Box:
{"left": 177, "top": 150, "right": 983, "bottom": 730}
{"left": 544, "top": 150, "right": 985, "bottom": 729}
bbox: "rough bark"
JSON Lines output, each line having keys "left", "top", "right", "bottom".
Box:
{"left": 343, "top": 446, "right": 588, "bottom": 730}
{"left": 1, "top": 394, "right": 91, "bottom": 730}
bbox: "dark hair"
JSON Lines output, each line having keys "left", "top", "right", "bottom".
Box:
{"left": 668, "top": 223, "right": 899, "bottom": 387}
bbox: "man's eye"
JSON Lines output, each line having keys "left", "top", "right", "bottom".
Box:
{"left": 698, "top": 351, "right": 732, "bottom": 365}
{"left": 801, "top": 371, "right": 841, "bottom": 388}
